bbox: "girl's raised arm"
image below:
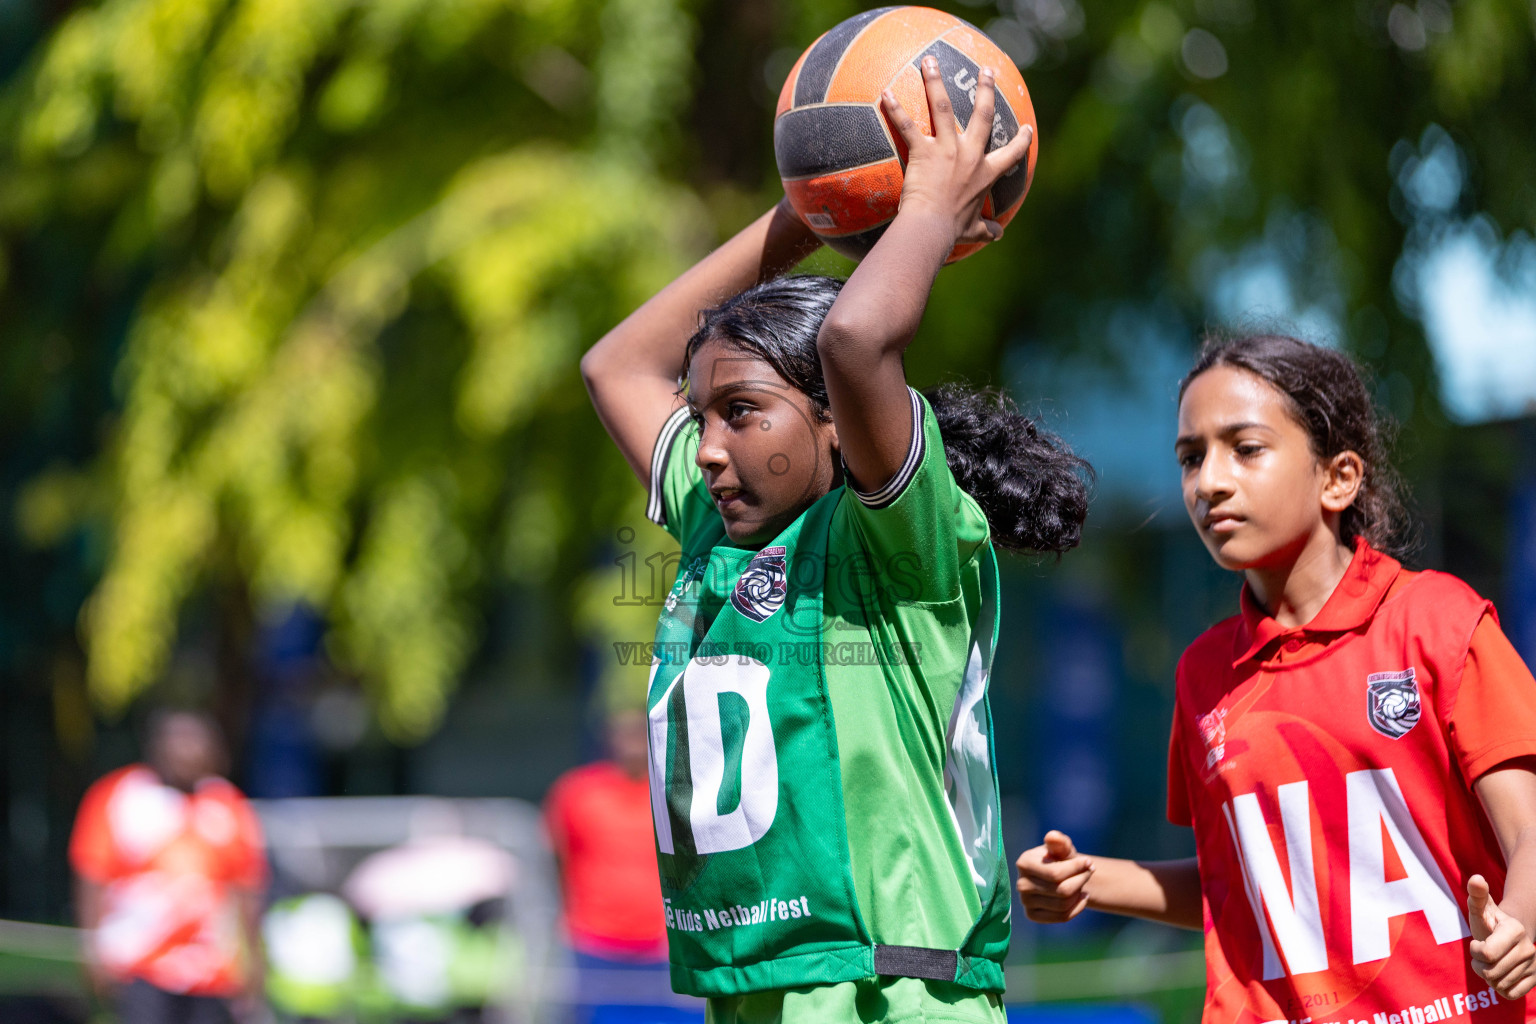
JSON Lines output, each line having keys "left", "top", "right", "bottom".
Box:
{"left": 581, "top": 202, "right": 820, "bottom": 483}
{"left": 815, "top": 57, "right": 1031, "bottom": 495}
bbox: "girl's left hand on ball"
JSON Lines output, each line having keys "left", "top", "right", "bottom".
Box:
{"left": 880, "top": 56, "right": 1032, "bottom": 249}
{"left": 1468, "top": 874, "right": 1536, "bottom": 1000}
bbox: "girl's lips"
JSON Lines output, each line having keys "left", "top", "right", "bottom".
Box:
{"left": 1205, "top": 514, "right": 1244, "bottom": 534}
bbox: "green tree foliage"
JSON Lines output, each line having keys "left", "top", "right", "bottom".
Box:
{"left": 1, "top": 0, "right": 708, "bottom": 739}
{"left": 3, "top": 0, "right": 1532, "bottom": 743}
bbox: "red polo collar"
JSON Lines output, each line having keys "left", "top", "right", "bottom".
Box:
{"left": 1232, "top": 539, "right": 1402, "bottom": 667}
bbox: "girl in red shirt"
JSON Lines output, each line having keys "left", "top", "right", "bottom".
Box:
{"left": 1016, "top": 334, "right": 1536, "bottom": 1023}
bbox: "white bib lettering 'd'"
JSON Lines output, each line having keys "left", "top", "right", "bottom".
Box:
{"left": 686, "top": 657, "right": 778, "bottom": 853}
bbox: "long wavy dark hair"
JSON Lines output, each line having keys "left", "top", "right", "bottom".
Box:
{"left": 680, "top": 275, "right": 1092, "bottom": 554}
{"left": 1180, "top": 331, "right": 1417, "bottom": 559}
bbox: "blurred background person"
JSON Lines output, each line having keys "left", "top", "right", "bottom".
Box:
{"left": 69, "top": 709, "right": 268, "bottom": 1024}
{"left": 543, "top": 708, "right": 681, "bottom": 1020}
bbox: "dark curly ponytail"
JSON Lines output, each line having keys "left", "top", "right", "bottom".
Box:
{"left": 684, "top": 275, "right": 1093, "bottom": 555}
{"left": 1180, "top": 332, "right": 1417, "bottom": 559}
{"left": 924, "top": 384, "right": 1091, "bottom": 554}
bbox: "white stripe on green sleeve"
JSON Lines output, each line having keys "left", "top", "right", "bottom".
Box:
{"left": 850, "top": 387, "right": 926, "bottom": 510}
{"left": 646, "top": 406, "right": 693, "bottom": 528}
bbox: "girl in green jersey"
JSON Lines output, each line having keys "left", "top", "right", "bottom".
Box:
{"left": 582, "top": 60, "right": 1089, "bottom": 1023}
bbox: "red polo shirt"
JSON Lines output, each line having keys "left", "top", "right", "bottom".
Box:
{"left": 1168, "top": 541, "right": 1536, "bottom": 1024}
{"left": 544, "top": 761, "right": 667, "bottom": 959}
{"left": 69, "top": 766, "right": 266, "bottom": 996}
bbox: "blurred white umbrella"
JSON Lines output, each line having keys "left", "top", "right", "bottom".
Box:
{"left": 342, "top": 835, "right": 516, "bottom": 919}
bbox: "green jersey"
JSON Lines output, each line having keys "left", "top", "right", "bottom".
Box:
{"left": 645, "top": 389, "right": 1009, "bottom": 1023}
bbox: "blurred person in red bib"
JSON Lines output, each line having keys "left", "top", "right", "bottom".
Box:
{"left": 544, "top": 709, "right": 677, "bottom": 1017}
{"left": 71, "top": 710, "right": 268, "bottom": 1024}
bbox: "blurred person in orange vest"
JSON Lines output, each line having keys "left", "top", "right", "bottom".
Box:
{"left": 70, "top": 709, "right": 268, "bottom": 1024}
{"left": 544, "top": 708, "right": 676, "bottom": 1014}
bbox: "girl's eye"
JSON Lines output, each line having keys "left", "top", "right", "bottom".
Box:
{"left": 686, "top": 408, "right": 704, "bottom": 426}
{"left": 1177, "top": 451, "right": 1201, "bottom": 469}
{"left": 727, "top": 402, "right": 753, "bottom": 421}
{"left": 1235, "top": 443, "right": 1264, "bottom": 458}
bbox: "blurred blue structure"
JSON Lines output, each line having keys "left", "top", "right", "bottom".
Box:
{"left": 247, "top": 606, "right": 327, "bottom": 798}
{"left": 1032, "top": 598, "right": 1120, "bottom": 932}
{"left": 575, "top": 999, "right": 704, "bottom": 1024}
{"left": 1008, "top": 1004, "right": 1158, "bottom": 1024}
{"left": 1507, "top": 466, "right": 1536, "bottom": 669}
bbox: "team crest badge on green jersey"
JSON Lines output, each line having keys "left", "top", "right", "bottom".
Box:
{"left": 729, "top": 546, "right": 788, "bottom": 622}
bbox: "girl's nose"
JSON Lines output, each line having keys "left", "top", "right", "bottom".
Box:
{"left": 695, "top": 423, "right": 728, "bottom": 473}
{"left": 1194, "top": 454, "right": 1234, "bottom": 503}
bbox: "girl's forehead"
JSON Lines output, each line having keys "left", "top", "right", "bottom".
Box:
{"left": 687, "top": 338, "right": 792, "bottom": 401}
{"left": 1179, "top": 365, "right": 1293, "bottom": 428}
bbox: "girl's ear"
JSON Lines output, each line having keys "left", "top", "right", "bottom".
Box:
{"left": 1321, "top": 451, "right": 1365, "bottom": 513}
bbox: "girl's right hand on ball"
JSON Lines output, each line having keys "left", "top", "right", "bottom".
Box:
{"left": 880, "top": 55, "right": 1032, "bottom": 250}
{"left": 1016, "top": 830, "right": 1094, "bottom": 923}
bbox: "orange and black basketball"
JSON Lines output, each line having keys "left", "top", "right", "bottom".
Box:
{"left": 774, "top": 6, "right": 1038, "bottom": 263}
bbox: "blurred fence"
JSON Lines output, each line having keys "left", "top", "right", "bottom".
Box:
{"left": 0, "top": 927, "right": 1201, "bottom": 1023}
{"left": 0, "top": 794, "right": 1204, "bottom": 1022}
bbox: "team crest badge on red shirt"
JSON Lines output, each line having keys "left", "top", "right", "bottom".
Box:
{"left": 730, "top": 546, "right": 788, "bottom": 623}
{"left": 1366, "top": 667, "right": 1421, "bottom": 738}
